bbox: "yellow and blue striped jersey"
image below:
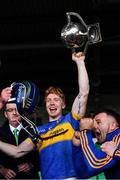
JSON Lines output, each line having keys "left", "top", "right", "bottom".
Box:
{"left": 29, "top": 112, "right": 80, "bottom": 179}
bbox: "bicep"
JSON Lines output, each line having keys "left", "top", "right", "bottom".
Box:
{"left": 72, "top": 94, "right": 88, "bottom": 117}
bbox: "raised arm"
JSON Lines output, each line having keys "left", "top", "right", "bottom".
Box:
{"left": 72, "top": 52, "right": 89, "bottom": 117}
{"left": 0, "top": 138, "right": 34, "bottom": 158}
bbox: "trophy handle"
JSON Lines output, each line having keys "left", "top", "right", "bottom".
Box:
{"left": 66, "top": 12, "right": 87, "bottom": 29}
{"left": 88, "top": 23, "right": 102, "bottom": 44}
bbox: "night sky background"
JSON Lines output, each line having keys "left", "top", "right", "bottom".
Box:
{"left": 0, "top": 0, "right": 120, "bottom": 117}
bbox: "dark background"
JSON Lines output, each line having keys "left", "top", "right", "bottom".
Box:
{"left": 0, "top": 0, "right": 120, "bottom": 115}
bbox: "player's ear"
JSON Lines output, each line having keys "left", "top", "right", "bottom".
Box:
{"left": 62, "top": 102, "right": 66, "bottom": 109}
{"left": 110, "top": 121, "right": 118, "bottom": 131}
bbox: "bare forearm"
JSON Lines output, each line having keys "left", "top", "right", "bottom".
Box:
{"left": 0, "top": 141, "right": 19, "bottom": 157}
{"left": 0, "top": 140, "right": 33, "bottom": 158}
{"left": 77, "top": 61, "right": 89, "bottom": 95}
{"left": 72, "top": 60, "right": 89, "bottom": 116}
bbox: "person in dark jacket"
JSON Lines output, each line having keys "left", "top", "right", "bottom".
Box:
{"left": 0, "top": 101, "right": 40, "bottom": 179}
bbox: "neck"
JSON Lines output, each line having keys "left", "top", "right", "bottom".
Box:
{"left": 49, "top": 115, "right": 62, "bottom": 122}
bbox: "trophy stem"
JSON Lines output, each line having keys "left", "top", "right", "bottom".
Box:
{"left": 83, "top": 41, "right": 89, "bottom": 55}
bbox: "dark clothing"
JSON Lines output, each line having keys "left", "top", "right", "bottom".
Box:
{"left": 0, "top": 121, "right": 40, "bottom": 179}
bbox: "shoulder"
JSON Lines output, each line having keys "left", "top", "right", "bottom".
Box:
{"left": 112, "top": 129, "right": 120, "bottom": 145}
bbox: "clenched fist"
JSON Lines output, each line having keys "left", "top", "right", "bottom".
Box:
{"left": 80, "top": 118, "right": 94, "bottom": 131}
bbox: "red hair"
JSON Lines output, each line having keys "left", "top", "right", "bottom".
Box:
{"left": 44, "top": 86, "right": 65, "bottom": 104}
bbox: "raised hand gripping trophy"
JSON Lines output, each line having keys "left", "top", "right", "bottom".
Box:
{"left": 61, "top": 12, "right": 102, "bottom": 54}
{"left": 8, "top": 81, "right": 41, "bottom": 143}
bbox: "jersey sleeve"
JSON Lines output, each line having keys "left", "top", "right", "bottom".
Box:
{"left": 79, "top": 130, "right": 119, "bottom": 177}
{"left": 114, "top": 149, "right": 120, "bottom": 160}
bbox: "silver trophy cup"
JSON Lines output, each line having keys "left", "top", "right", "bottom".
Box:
{"left": 61, "top": 12, "right": 102, "bottom": 53}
